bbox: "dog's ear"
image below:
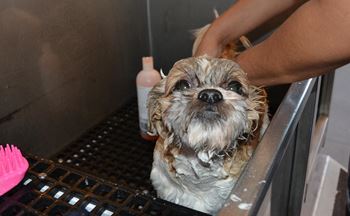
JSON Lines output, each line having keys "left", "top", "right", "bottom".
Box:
{"left": 147, "top": 78, "right": 167, "bottom": 138}
{"left": 192, "top": 22, "right": 252, "bottom": 60}
{"left": 243, "top": 87, "right": 269, "bottom": 150}
{"left": 192, "top": 9, "right": 219, "bottom": 56}
{"left": 192, "top": 24, "right": 211, "bottom": 56}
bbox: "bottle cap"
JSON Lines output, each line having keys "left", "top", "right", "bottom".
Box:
{"left": 142, "top": 57, "right": 154, "bottom": 71}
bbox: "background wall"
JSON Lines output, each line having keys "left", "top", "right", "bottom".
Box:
{"left": 149, "top": 0, "right": 234, "bottom": 72}
{"left": 0, "top": 0, "right": 149, "bottom": 156}
{"left": 324, "top": 65, "right": 350, "bottom": 167}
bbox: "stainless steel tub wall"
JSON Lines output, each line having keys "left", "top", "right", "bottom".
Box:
{"left": 219, "top": 74, "right": 334, "bottom": 216}
{"left": 0, "top": 0, "right": 149, "bottom": 156}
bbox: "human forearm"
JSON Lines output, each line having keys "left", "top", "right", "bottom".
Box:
{"left": 238, "top": 0, "right": 350, "bottom": 86}
{"left": 195, "top": 0, "right": 299, "bottom": 57}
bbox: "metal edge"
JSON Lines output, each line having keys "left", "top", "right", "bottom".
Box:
{"left": 318, "top": 72, "right": 335, "bottom": 116}
{"left": 305, "top": 115, "right": 329, "bottom": 183}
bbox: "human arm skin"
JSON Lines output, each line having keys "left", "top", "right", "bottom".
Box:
{"left": 195, "top": 0, "right": 301, "bottom": 57}
{"left": 237, "top": 0, "right": 350, "bottom": 86}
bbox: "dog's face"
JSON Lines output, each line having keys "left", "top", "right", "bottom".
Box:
{"left": 148, "top": 56, "right": 264, "bottom": 152}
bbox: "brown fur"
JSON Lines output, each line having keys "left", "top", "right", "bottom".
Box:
{"left": 220, "top": 39, "right": 268, "bottom": 175}
{"left": 148, "top": 57, "right": 268, "bottom": 177}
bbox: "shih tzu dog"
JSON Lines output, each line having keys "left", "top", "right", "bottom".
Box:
{"left": 147, "top": 30, "right": 269, "bottom": 215}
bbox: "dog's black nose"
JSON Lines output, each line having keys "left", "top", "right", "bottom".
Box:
{"left": 198, "top": 89, "right": 223, "bottom": 104}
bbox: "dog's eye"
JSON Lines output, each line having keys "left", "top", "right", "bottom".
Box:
{"left": 227, "top": 81, "right": 243, "bottom": 95}
{"left": 174, "top": 80, "right": 191, "bottom": 91}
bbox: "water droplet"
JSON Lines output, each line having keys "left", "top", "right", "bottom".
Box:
{"left": 38, "top": 173, "right": 47, "bottom": 179}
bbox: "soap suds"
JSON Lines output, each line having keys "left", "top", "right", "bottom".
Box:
{"left": 238, "top": 203, "right": 252, "bottom": 210}
{"left": 259, "top": 180, "right": 266, "bottom": 184}
{"left": 230, "top": 194, "right": 242, "bottom": 202}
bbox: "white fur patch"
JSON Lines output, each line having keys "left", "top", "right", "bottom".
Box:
{"left": 187, "top": 122, "right": 225, "bottom": 148}
{"left": 151, "top": 150, "right": 237, "bottom": 214}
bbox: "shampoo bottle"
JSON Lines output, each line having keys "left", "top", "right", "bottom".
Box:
{"left": 136, "top": 57, "right": 161, "bottom": 141}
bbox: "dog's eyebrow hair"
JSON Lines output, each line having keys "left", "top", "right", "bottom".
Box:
{"left": 226, "top": 64, "right": 242, "bottom": 79}
{"left": 181, "top": 65, "right": 200, "bottom": 86}
{"left": 226, "top": 64, "right": 237, "bottom": 74}
{"left": 193, "top": 73, "right": 201, "bottom": 86}
{"left": 182, "top": 67, "right": 192, "bottom": 76}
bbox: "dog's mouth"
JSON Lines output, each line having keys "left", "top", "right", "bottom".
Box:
{"left": 204, "top": 106, "right": 217, "bottom": 112}
{"left": 194, "top": 105, "right": 223, "bottom": 121}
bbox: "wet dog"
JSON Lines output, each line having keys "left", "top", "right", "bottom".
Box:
{"left": 147, "top": 55, "right": 269, "bottom": 214}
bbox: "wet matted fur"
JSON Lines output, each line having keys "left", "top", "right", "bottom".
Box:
{"left": 147, "top": 56, "right": 269, "bottom": 214}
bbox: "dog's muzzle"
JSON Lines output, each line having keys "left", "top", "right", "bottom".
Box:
{"left": 198, "top": 89, "right": 223, "bottom": 104}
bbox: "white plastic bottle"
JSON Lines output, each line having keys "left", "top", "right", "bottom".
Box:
{"left": 136, "top": 57, "right": 161, "bottom": 141}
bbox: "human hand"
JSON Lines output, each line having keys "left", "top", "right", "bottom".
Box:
{"left": 193, "top": 33, "right": 224, "bottom": 58}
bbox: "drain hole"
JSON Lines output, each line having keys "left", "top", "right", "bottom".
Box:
{"left": 93, "top": 184, "right": 112, "bottom": 197}
{"left": 62, "top": 173, "right": 82, "bottom": 185}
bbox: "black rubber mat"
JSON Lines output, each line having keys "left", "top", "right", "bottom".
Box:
{"left": 52, "top": 100, "right": 156, "bottom": 194}
{"left": 0, "top": 155, "right": 209, "bottom": 216}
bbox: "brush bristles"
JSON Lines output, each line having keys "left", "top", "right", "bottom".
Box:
{"left": 0, "top": 144, "right": 27, "bottom": 175}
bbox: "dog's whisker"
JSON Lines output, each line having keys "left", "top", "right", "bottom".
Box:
{"left": 223, "top": 96, "right": 242, "bottom": 100}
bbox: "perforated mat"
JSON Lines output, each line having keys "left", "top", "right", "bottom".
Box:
{"left": 52, "top": 100, "right": 155, "bottom": 194}
{"left": 0, "top": 155, "right": 209, "bottom": 216}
